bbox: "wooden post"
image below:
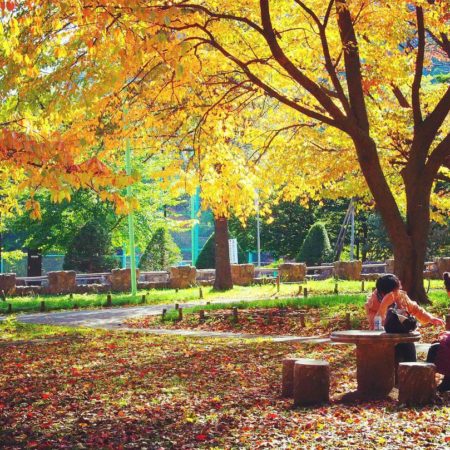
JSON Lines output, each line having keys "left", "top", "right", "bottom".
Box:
{"left": 0, "top": 289, "right": 6, "bottom": 301}
{"left": 361, "top": 280, "right": 365, "bottom": 292}
{"left": 178, "top": 307, "right": 183, "bottom": 321}
{"left": 334, "top": 282, "right": 338, "bottom": 294}
{"left": 40, "top": 300, "right": 45, "bottom": 312}
{"left": 206, "top": 301, "right": 211, "bottom": 305}
{"left": 267, "top": 311, "right": 273, "bottom": 325}
{"left": 345, "top": 313, "right": 351, "bottom": 329}
{"left": 297, "top": 285, "right": 302, "bottom": 296}
{"left": 303, "top": 287, "right": 308, "bottom": 298}
{"left": 199, "top": 310, "right": 205, "bottom": 322}
{"left": 175, "top": 303, "right": 179, "bottom": 310}
{"left": 141, "top": 294, "right": 146, "bottom": 304}
{"left": 106, "top": 294, "right": 112, "bottom": 307}
{"left": 282, "top": 357, "right": 300, "bottom": 397}
{"left": 446, "top": 314, "right": 450, "bottom": 331}
{"left": 7, "top": 303, "right": 12, "bottom": 314}
{"left": 199, "top": 287, "right": 203, "bottom": 299}
{"left": 276, "top": 275, "right": 280, "bottom": 293}
{"left": 161, "top": 308, "right": 167, "bottom": 319}
{"left": 398, "top": 363, "right": 436, "bottom": 406}
{"left": 69, "top": 293, "right": 73, "bottom": 299}
{"left": 293, "top": 359, "right": 330, "bottom": 406}
{"left": 232, "top": 307, "right": 238, "bottom": 322}
{"left": 299, "top": 313, "right": 306, "bottom": 328}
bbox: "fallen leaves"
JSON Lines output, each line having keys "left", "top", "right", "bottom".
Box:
{"left": 0, "top": 331, "right": 449, "bottom": 449}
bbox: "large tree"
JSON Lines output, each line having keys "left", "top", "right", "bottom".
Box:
{"left": 157, "top": 0, "right": 449, "bottom": 302}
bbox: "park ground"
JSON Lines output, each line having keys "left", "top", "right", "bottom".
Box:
{"left": 1, "top": 283, "right": 450, "bottom": 449}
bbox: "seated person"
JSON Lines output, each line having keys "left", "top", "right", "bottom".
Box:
{"left": 365, "top": 274, "right": 444, "bottom": 369}
{"left": 426, "top": 273, "right": 450, "bottom": 392}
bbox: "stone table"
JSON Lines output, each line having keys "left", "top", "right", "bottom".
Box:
{"left": 330, "top": 330, "right": 421, "bottom": 400}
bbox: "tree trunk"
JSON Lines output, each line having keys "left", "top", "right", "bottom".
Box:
{"left": 351, "top": 134, "right": 432, "bottom": 303}
{"left": 213, "top": 216, "right": 233, "bottom": 291}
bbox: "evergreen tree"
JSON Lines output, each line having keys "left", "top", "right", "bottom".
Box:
{"left": 196, "top": 231, "right": 246, "bottom": 269}
{"left": 296, "top": 222, "right": 332, "bottom": 265}
{"left": 139, "top": 227, "right": 181, "bottom": 270}
{"left": 63, "top": 221, "right": 118, "bottom": 272}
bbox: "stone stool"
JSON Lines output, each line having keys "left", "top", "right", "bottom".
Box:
{"left": 293, "top": 358, "right": 330, "bottom": 407}
{"left": 398, "top": 362, "right": 436, "bottom": 406}
{"left": 281, "top": 357, "right": 302, "bottom": 397}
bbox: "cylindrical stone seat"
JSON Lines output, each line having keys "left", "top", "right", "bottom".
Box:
{"left": 398, "top": 362, "right": 436, "bottom": 406}
{"left": 293, "top": 358, "right": 330, "bottom": 407}
{"left": 281, "top": 357, "right": 302, "bottom": 398}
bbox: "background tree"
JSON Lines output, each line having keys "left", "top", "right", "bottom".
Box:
{"left": 63, "top": 222, "right": 118, "bottom": 273}
{"left": 296, "top": 222, "right": 332, "bottom": 265}
{"left": 139, "top": 227, "right": 181, "bottom": 271}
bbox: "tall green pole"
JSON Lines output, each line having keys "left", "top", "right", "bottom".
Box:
{"left": 126, "top": 138, "right": 137, "bottom": 296}
{"left": 191, "top": 187, "right": 200, "bottom": 266}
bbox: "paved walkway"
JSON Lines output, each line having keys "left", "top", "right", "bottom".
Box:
{"left": 1, "top": 303, "right": 432, "bottom": 352}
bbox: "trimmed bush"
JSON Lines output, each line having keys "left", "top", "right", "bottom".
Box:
{"left": 139, "top": 227, "right": 181, "bottom": 271}
{"left": 296, "top": 222, "right": 332, "bottom": 265}
{"left": 196, "top": 232, "right": 246, "bottom": 269}
{"left": 63, "top": 222, "right": 118, "bottom": 272}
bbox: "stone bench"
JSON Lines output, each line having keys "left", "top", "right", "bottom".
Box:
{"left": 282, "top": 357, "right": 330, "bottom": 406}
{"left": 398, "top": 362, "right": 436, "bottom": 406}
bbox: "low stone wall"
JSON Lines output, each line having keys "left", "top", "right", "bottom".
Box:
{"left": 111, "top": 268, "right": 140, "bottom": 291}
{"left": 169, "top": 266, "right": 196, "bottom": 289}
{"left": 231, "top": 264, "right": 255, "bottom": 286}
{"left": 47, "top": 271, "right": 76, "bottom": 295}
{"left": 333, "top": 261, "right": 362, "bottom": 281}
{"left": 0, "top": 273, "right": 16, "bottom": 295}
{"left": 435, "top": 257, "right": 450, "bottom": 278}
{"left": 278, "top": 263, "right": 306, "bottom": 282}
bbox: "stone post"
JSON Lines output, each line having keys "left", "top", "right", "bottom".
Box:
{"left": 230, "top": 264, "right": 255, "bottom": 286}
{"left": 169, "top": 266, "right": 196, "bottom": 289}
{"left": 385, "top": 259, "right": 395, "bottom": 274}
{"left": 435, "top": 257, "right": 450, "bottom": 278}
{"left": 278, "top": 263, "right": 307, "bottom": 282}
{"left": 0, "top": 273, "right": 16, "bottom": 295}
{"left": 110, "top": 268, "right": 140, "bottom": 291}
{"left": 47, "top": 271, "right": 76, "bottom": 294}
{"left": 333, "top": 261, "right": 362, "bottom": 280}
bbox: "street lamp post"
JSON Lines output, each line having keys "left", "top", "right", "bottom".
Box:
{"left": 126, "top": 138, "right": 137, "bottom": 296}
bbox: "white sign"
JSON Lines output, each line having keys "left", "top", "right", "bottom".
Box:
{"left": 228, "top": 239, "right": 238, "bottom": 264}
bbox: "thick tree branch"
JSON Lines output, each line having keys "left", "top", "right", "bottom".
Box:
{"left": 191, "top": 32, "right": 342, "bottom": 129}
{"left": 335, "top": 0, "right": 369, "bottom": 131}
{"left": 412, "top": 6, "right": 425, "bottom": 127}
{"left": 424, "top": 133, "right": 450, "bottom": 184}
{"left": 391, "top": 85, "right": 411, "bottom": 109}
{"left": 259, "top": 0, "right": 347, "bottom": 126}
{"left": 294, "top": 0, "right": 351, "bottom": 115}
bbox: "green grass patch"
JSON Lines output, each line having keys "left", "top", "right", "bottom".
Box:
{"left": 0, "top": 278, "right": 446, "bottom": 315}
{"left": 0, "top": 315, "right": 91, "bottom": 341}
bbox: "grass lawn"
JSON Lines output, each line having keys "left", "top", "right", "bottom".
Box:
{"left": 1, "top": 323, "right": 449, "bottom": 449}
{"left": 0, "top": 279, "right": 446, "bottom": 315}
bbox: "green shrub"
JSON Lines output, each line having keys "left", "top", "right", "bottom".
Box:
{"left": 296, "top": 222, "right": 332, "bottom": 265}
{"left": 196, "top": 233, "right": 246, "bottom": 269}
{"left": 63, "top": 222, "right": 118, "bottom": 272}
{"left": 139, "top": 227, "right": 181, "bottom": 270}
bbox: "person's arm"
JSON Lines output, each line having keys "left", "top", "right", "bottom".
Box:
{"left": 401, "top": 291, "right": 444, "bottom": 326}
{"left": 365, "top": 291, "right": 380, "bottom": 330}
{"left": 375, "top": 291, "right": 397, "bottom": 322}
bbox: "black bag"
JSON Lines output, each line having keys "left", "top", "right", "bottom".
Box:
{"left": 384, "top": 306, "right": 417, "bottom": 333}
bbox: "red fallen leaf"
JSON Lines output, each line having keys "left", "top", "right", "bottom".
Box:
{"left": 195, "top": 434, "right": 208, "bottom": 441}
{"left": 41, "top": 392, "right": 52, "bottom": 399}
{"left": 445, "top": 437, "right": 450, "bottom": 442}
{"left": 6, "top": 1, "right": 14, "bottom": 11}
{"left": 27, "top": 441, "right": 39, "bottom": 448}
{"left": 266, "top": 413, "right": 278, "bottom": 420}
{"left": 71, "top": 367, "right": 81, "bottom": 376}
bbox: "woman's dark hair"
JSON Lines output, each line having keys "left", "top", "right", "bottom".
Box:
{"left": 376, "top": 274, "right": 401, "bottom": 300}
{"left": 444, "top": 272, "right": 450, "bottom": 292}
